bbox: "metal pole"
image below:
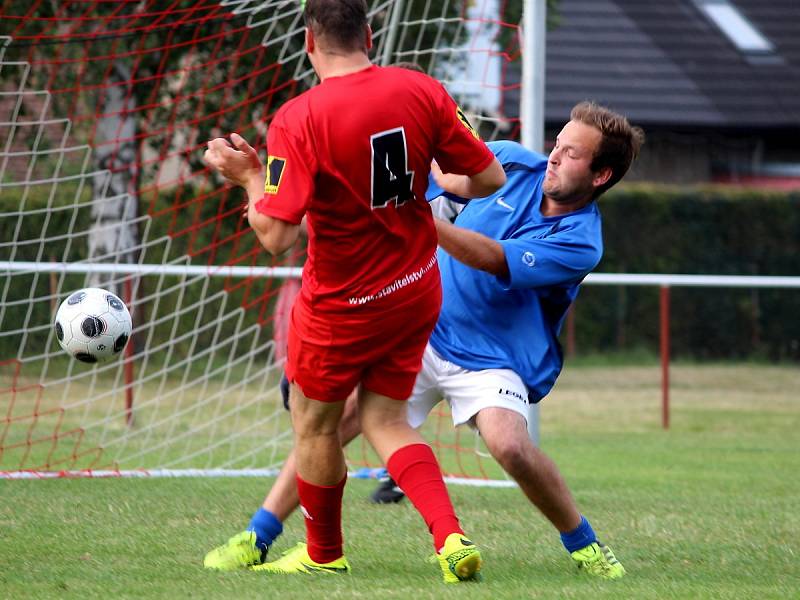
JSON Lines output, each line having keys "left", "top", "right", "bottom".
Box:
{"left": 521, "top": 0, "right": 546, "bottom": 152}
{"left": 380, "top": 0, "right": 406, "bottom": 66}
{"left": 660, "top": 285, "right": 671, "bottom": 429}
{"left": 566, "top": 303, "right": 576, "bottom": 358}
{"left": 522, "top": 0, "right": 547, "bottom": 445}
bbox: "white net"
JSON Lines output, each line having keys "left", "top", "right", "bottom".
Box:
{"left": 0, "top": 0, "right": 523, "bottom": 478}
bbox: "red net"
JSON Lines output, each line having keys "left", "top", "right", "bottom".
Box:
{"left": 0, "top": 1, "right": 522, "bottom": 481}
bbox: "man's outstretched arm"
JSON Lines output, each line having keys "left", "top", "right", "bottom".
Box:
{"left": 204, "top": 133, "right": 300, "bottom": 256}
{"left": 430, "top": 157, "right": 506, "bottom": 200}
{"left": 434, "top": 218, "right": 508, "bottom": 277}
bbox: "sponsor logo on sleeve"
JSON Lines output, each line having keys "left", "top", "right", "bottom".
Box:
{"left": 456, "top": 106, "right": 480, "bottom": 139}
{"left": 264, "top": 156, "right": 287, "bottom": 194}
{"left": 522, "top": 251, "right": 536, "bottom": 267}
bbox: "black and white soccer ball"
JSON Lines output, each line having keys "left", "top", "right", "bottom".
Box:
{"left": 54, "top": 287, "right": 132, "bottom": 363}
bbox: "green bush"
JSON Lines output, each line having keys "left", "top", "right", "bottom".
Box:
{"left": 570, "top": 185, "right": 800, "bottom": 360}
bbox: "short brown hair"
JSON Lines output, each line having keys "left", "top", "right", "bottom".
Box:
{"left": 304, "top": 0, "right": 369, "bottom": 53}
{"left": 570, "top": 101, "right": 645, "bottom": 199}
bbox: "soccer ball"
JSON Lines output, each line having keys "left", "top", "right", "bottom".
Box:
{"left": 54, "top": 287, "right": 132, "bottom": 363}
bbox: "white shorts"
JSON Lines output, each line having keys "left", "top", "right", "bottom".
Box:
{"left": 407, "top": 344, "right": 530, "bottom": 429}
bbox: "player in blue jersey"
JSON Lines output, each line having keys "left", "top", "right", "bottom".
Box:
{"left": 205, "top": 100, "right": 644, "bottom": 580}
{"left": 397, "top": 101, "right": 643, "bottom": 579}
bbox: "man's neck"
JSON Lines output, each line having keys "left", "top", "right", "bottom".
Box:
{"left": 315, "top": 53, "right": 372, "bottom": 81}
{"left": 540, "top": 194, "right": 593, "bottom": 217}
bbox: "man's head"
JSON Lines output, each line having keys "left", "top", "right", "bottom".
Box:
{"left": 543, "top": 101, "right": 644, "bottom": 204}
{"left": 303, "top": 0, "right": 370, "bottom": 55}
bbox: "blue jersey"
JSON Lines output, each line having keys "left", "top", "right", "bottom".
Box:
{"left": 426, "top": 141, "right": 603, "bottom": 402}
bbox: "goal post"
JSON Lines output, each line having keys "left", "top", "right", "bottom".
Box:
{"left": 0, "top": 1, "right": 527, "bottom": 481}
{"left": 521, "top": 0, "right": 547, "bottom": 446}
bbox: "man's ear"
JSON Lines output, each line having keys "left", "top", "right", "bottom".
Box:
{"left": 365, "top": 25, "right": 373, "bottom": 51}
{"left": 593, "top": 166, "right": 612, "bottom": 189}
{"left": 305, "top": 27, "right": 315, "bottom": 53}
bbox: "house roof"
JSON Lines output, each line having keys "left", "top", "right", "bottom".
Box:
{"left": 537, "top": 0, "right": 800, "bottom": 128}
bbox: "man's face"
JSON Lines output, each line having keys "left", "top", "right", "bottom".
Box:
{"left": 543, "top": 120, "right": 603, "bottom": 203}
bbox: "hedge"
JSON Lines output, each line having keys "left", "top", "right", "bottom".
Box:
{"left": 572, "top": 185, "right": 800, "bottom": 360}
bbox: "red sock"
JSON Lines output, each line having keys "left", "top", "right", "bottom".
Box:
{"left": 386, "top": 443, "right": 463, "bottom": 550}
{"left": 296, "top": 474, "right": 346, "bottom": 563}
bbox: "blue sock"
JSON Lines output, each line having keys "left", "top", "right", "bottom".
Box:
{"left": 247, "top": 508, "right": 283, "bottom": 551}
{"left": 560, "top": 515, "right": 597, "bottom": 553}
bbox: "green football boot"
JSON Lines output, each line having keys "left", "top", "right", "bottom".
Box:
{"left": 571, "top": 541, "right": 626, "bottom": 579}
{"left": 251, "top": 542, "right": 350, "bottom": 575}
{"left": 203, "top": 530, "right": 266, "bottom": 571}
{"left": 435, "top": 532, "right": 483, "bottom": 584}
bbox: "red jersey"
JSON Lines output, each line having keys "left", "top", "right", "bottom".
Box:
{"left": 255, "top": 65, "right": 495, "bottom": 315}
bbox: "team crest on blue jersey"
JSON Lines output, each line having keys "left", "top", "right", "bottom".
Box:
{"left": 265, "top": 156, "right": 286, "bottom": 194}
{"left": 456, "top": 106, "right": 480, "bottom": 139}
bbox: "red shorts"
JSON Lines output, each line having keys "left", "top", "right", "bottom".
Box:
{"left": 285, "top": 286, "right": 442, "bottom": 402}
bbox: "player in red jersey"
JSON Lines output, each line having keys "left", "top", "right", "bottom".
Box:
{"left": 203, "top": 0, "right": 505, "bottom": 583}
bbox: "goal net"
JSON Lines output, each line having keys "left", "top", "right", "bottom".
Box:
{"left": 0, "top": 0, "right": 523, "bottom": 481}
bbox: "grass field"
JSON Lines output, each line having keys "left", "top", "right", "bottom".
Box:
{"left": 1, "top": 363, "right": 798, "bottom": 599}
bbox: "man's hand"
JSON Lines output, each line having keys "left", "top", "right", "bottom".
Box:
{"left": 203, "top": 132, "right": 263, "bottom": 189}
{"left": 430, "top": 160, "right": 462, "bottom": 194}
{"left": 430, "top": 157, "right": 506, "bottom": 199}
{"left": 204, "top": 133, "right": 301, "bottom": 256}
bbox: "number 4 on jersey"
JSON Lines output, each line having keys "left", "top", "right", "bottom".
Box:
{"left": 370, "top": 127, "right": 414, "bottom": 209}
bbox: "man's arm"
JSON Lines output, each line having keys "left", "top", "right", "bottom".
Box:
{"left": 431, "top": 158, "right": 506, "bottom": 199}
{"left": 204, "top": 133, "right": 300, "bottom": 255}
{"left": 434, "top": 218, "right": 508, "bottom": 277}
{"left": 247, "top": 202, "right": 301, "bottom": 256}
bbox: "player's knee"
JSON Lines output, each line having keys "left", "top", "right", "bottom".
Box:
{"left": 486, "top": 433, "right": 532, "bottom": 474}
{"left": 293, "top": 414, "right": 341, "bottom": 439}
{"left": 290, "top": 397, "right": 344, "bottom": 437}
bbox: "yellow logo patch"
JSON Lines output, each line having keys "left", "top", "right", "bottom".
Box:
{"left": 264, "top": 156, "right": 287, "bottom": 194}
{"left": 456, "top": 107, "right": 480, "bottom": 140}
